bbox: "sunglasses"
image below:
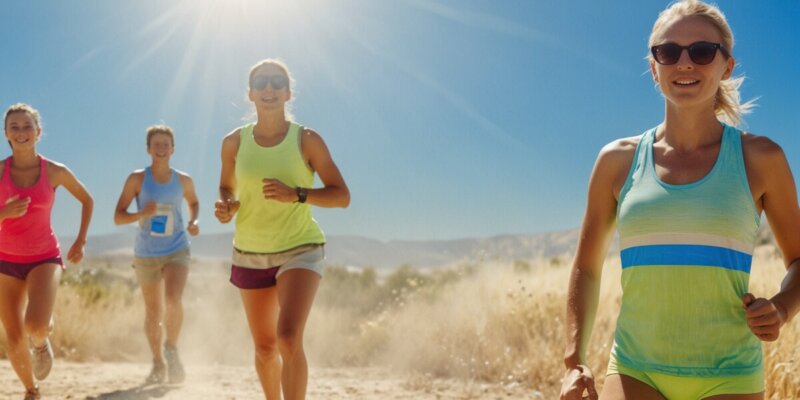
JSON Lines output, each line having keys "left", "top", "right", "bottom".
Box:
{"left": 250, "top": 75, "right": 289, "bottom": 91}
{"left": 650, "top": 41, "right": 729, "bottom": 66}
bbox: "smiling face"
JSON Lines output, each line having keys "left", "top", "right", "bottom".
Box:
{"left": 247, "top": 63, "right": 292, "bottom": 112}
{"left": 650, "top": 15, "right": 734, "bottom": 111}
{"left": 5, "top": 111, "right": 41, "bottom": 150}
{"left": 147, "top": 132, "right": 174, "bottom": 161}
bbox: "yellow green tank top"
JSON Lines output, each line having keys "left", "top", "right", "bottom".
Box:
{"left": 234, "top": 122, "right": 325, "bottom": 253}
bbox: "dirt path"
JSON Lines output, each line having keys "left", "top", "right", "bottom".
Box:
{"left": 0, "top": 361, "right": 539, "bottom": 399}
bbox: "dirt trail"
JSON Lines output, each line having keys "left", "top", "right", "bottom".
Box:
{"left": 0, "top": 361, "right": 537, "bottom": 399}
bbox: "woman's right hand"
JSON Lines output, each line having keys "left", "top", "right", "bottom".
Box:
{"left": 139, "top": 201, "right": 157, "bottom": 219}
{"left": 214, "top": 199, "right": 240, "bottom": 223}
{"left": 0, "top": 195, "right": 31, "bottom": 219}
{"left": 560, "top": 365, "right": 598, "bottom": 400}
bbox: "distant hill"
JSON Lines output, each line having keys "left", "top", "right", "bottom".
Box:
{"left": 67, "top": 220, "right": 777, "bottom": 270}
{"left": 65, "top": 228, "right": 583, "bottom": 269}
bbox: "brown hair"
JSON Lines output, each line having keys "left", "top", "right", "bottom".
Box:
{"left": 649, "top": 0, "right": 755, "bottom": 126}
{"left": 146, "top": 125, "right": 175, "bottom": 147}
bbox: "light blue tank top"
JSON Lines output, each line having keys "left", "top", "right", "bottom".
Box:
{"left": 613, "top": 124, "right": 761, "bottom": 377}
{"left": 134, "top": 167, "right": 189, "bottom": 257}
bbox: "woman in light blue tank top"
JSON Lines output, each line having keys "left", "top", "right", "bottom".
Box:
{"left": 113, "top": 125, "right": 200, "bottom": 385}
{"left": 561, "top": 2, "right": 800, "bottom": 400}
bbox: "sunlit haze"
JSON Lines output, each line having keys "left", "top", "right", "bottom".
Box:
{"left": 0, "top": 1, "right": 798, "bottom": 242}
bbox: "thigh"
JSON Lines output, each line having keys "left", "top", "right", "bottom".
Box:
{"left": 0, "top": 273, "right": 27, "bottom": 332}
{"left": 163, "top": 262, "right": 188, "bottom": 299}
{"left": 24, "top": 263, "right": 60, "bottom": 324}
{"left": 239, "top": 287, "right": 280, "bottom": 342}
{"left": 139, "top": 279, "right": 164, "bottom": 311}
{"left": 601, "top": 374, "right": 666, "bottom": 400}
{"left": 276, "top": 269, "right": 321, "bottom": 331}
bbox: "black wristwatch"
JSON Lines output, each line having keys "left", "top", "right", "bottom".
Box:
{"left": 296, "top": 187, "right": 308, "bottom": 203}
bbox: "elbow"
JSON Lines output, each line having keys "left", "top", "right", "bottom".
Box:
{"left": 339, "top": 188, "right": 351, "bottom": 208}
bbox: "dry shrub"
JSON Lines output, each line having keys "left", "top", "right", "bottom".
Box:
{"left": 308, "top": 246, "right": 800, "bottom": 399}
{"left": 0, "top": 246, "right": 798, "bottom": 398}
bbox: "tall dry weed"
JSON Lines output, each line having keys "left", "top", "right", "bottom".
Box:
{"left": 0, "top": 247, "right": 797, "bottom": 398}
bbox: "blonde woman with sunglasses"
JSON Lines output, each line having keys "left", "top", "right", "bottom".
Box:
{"left": 560, "top": 1, "right": 800, "bottom": 399}
{"left": 215, "top": 59, "right": 349, "bottom": 400}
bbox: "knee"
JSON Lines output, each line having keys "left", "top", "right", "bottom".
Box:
{"left": 254, "top": 338, "right": 279, "bottom": 363}
{"left": 164, "top": 294, "right": 182, "bottom": 310}
{"left": 144, "top": 306, "right": 163, "bottom": 323}
{"left": 276, "top": 327, "right": 303, "bottom": 357}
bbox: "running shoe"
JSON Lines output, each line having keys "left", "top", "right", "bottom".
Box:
{"left": 30, "top": 339, "right": 53, "bottom": 381}
{"left": 164, "top": 344, "right": 185, "bottom": 384}
{"left": 24, "top": 386, "right": 40, "bottom": 400}
{"left": 145, "top": 362, "right": 166, "bottom": 385}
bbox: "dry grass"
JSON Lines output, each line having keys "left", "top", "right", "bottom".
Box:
{"left": 0, "top": 247, "right": 798, "bottom": 398}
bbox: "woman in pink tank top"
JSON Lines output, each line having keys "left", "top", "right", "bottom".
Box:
{"left": 0, "top": 104, "right": 94, "bottom": 400}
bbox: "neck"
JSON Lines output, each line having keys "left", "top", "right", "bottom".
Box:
{"left": 150, "top": 159, "right": 170, "bottom": 172}
{"left": 254, "top": 110, "right": 290, "bottom": 136}
{"left": 11, "top": 150, "right": 39, "bottom": 167}
{"left": 660, "top": 103, "right": 723, "bottom": 150}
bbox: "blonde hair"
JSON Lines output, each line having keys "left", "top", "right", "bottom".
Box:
{"left": 4, "top": 103, "right": 42, "bottom": 130}
{"left": 247, "top": 58, "right": 296, "bottom": 121}
{"left": 649, "top": 0, "right": 755, "bottom": 126}
{"left": 146, "top": 125, "right": 175, "bottom": 147}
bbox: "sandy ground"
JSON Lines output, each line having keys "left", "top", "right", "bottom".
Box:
{"left": 0, "top": 361, "right": 540, "bottom": 399}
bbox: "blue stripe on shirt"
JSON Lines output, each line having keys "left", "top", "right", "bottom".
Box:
{"left": 621, "top": 244, "right": 752, "bottom": 273}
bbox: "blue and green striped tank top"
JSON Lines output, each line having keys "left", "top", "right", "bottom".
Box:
{"left": 613, "top": 124, "right": 762, "bottom": 377}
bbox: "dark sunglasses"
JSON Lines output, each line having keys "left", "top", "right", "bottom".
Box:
{"left": 650, "top": 41, "right": 729, "bottom": 66}
{"left": 250, "top": 75, "right": 289, "bottom": 91}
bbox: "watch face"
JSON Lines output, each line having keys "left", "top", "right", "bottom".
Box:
{"left": 297, "top": 187, "right": 308, "bottom": 203}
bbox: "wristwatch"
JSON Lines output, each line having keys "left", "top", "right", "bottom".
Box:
{"left": 296, "top": 187, "right": 308, "bottom": 203}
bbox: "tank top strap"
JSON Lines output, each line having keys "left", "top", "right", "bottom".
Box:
{"left": 2, "top": 157, "right": 11, "bottom": 181}
{"left": 38, "top": 155, "right": 49, "bottom": 185}
{"left": 639, "top": 127, "right": 657, "bottom": 172}
{"left": 144, "top": 166, "right": 153, "bottom": 184}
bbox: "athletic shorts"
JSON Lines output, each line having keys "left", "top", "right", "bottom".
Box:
{"left": 132, "top": 247, "right": 190, "bottom": 285}
{"left": 230, "top": 244, "right": 324, "bottom": 289}
{"left": 0, "top": 256, "right": 63, "bottom": 280}
{"left": 607, "top": 350, "right": 764, "bottom": 399}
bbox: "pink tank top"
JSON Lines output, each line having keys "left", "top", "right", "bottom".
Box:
{"left": 0, "top": 156, "right": 60, "bottom": 262}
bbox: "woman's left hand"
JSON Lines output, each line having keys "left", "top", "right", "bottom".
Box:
{"left": 743, "top": 293, "right": 787, "bottom": 341}
{"left": 262, "top": 178, "right": 298, "bottom": 203}
{"left": 67, "top": 240, "right": 85, "bottom": 264}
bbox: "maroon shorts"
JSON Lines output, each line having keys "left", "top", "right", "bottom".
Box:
{"left": 0, "top": 257, "right": 63, "bottom": 280}
{"left": 229, "top": 244, "right": 325, "bottom": 289}
{"left": 230, "top": 265, "right": 281, "bottom": 289}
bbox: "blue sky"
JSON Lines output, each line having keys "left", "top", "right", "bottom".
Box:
{"left": 1, "top": 1, "right": 798, "bottom": 242}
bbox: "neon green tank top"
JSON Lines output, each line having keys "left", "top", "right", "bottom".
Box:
{"left": 234, "top": 122, "right": 325, "bottom": 253}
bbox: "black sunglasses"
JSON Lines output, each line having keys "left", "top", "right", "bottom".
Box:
{"left": 250, "top": 75, "right": 289, "bottom": 91}
{"left": 650, "top": 41, "right": 729, "bottom": 66}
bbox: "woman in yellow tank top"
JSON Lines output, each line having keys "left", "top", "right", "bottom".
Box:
{"left": 214, "top": 59, "right": 350, "bottom": 400}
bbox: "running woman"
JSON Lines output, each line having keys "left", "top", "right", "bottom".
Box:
{"left": 0, "top": 103, "right": 93, "bottom": 400}
{"left": 215, "top": 59, "right": 350, "bottom": 400}
{"left": 114, "top": 125, "right": 199, "bottom": 385}
{"left": 560, "top": 1, "right": 800, "bottom": 399}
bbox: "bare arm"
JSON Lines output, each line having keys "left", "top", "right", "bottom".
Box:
{"left": 49, "top": 162, "right": 94, "bottom": 263}
{"left": 561, "top": 138, "right": 637, "bottom": 400}
{"left": 741, "top": 135, "right": 800, "bottom": 341}
{"left": 178, "top": 172, "right": 200, "bottom": 236}
{"left": 261, "top": 128, "right": 350, "bottom": 208}
{"left": 215, "top": 130, "right": 240, "bottom": 223}
{"left": 113, "top": 171, "right": 155, "bottom": 225}
{"left": 301, "top": 129, "right": 350, "bottom": 208}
